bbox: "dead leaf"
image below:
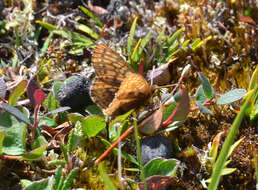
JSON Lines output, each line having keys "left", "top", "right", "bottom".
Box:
{"left": 147, "top": 63, "right": 172, "bottom": 85}
{"left": 137, "top": 175, "right": 181, "bottom": 190}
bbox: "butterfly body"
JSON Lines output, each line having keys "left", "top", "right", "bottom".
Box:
{"left": 90, "top": 44, "right": 151, "bottom": 117}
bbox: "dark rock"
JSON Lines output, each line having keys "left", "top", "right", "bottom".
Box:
{"left": 141, "top": 135, "right": 173, "bottom": 165}
{"left": 57, "top": 76, "right": 92, "bottom": 113}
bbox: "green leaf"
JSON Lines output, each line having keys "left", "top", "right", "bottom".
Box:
{"left": 22, "top": 144, "right": 47, "bottom": 161}
{"left": 108, "top": 109, "right": 133, "bottom": 141}
{"left": 248, "top": 67, "right": 258, "bottom": 91}
{"left": 38, "top": 117, "right": 56, "bottom": 127}
{"left": 8, "top": 80, "right": 27, "bottom": 106}
{"left": 182, "top": 39, "right": 190, "bottom": 49}
{"left": 124, "top": 167, "right": 140, "bottom": 172}
{"left": 78, "top": 6, "right": 103, "bottom": 27}
{"left": 221, "top": 168, "right": 237, "bottom": 176}
{"left": 77, "top": 24, "right": 99, "bottom": 40}
{"left": 40, "top": 31, "right": 54, "bottom": 57}
{"left": 59, "top": 142, "right": 68, "bottom": 164}
{"left": 53, "top": 167, "right": 62, "bottom": 190}
{"left": 196, "top": 101, "right": 213, "bottom": 115}
{"left": 162, "top": 88, "right": 190, "bottom": 124}
{"left": 209, "top": 131, "right": 224, "bottom": 165}
{"left": 127, "top": 17, "right": 138, "bottom": 60}
{"left": 165, "top": 27, "right": 185, "bottom": 48}
{"left": 0, "top": 131, "right": 6, "bottom": 154}
{"left": 47, "top": 160, "right": 66, "bottom": 167}
{"left": 32, "top": 135, "right": 48, "bottom": 149}
{"left": 191, "top": 38, "right": 201, "bottom": 50}
{"left": 86, "top": 104, "right": 104, "bottom": 116}
{"left": 132, "top": 30, "right": 152, "bottom": 63}
{"left": 207, "top": 87, "right": 256, "bottom": 190}
{"left": 53, "top": 81, "right": 64, "bottom": 101}
{"left": 24, "top": 177, "right": 54, "bottom": 190}
{"left": 162, "top": 102, "right": 177, "bottom": 122}
{"left": 98, "top": 163, "right": 117, "bottom": 190}
{"left": 157, "top": 28, "right": 165, "bottom": 45}
{"left": 143, "top": 158, "right": 179, "bottom": 178}
{"left": 195, "top": 85, "right": 207, "bottom": 103}
{"left": 36, "top": 20, "right": 57, "bottom": 31}
{"left": 0, "top": 112, "right": 27, "bottom": 155}
{"left": 0, "top": 102, "right": 31, "bottom": 125}
{"left": 52, "top": 29, "right": 94, "bottom": 44}
{"left": 198, "top": 72, "right": 215, "bottom": 99}
{"left": 82, "top": 116, "right": 106, "bottom": 138}
{"left": 217, "top": 89, "right": 247, "bottom": 105}
{"left": 67, "top": 129, "right": 75, "bottom": 154}
{"left": 61, "top": 168, "right": 78, "bottom": 190}
{"left": 20, "top": 179, "right": 33, "bottom": 188}
{"left": 226, "top": 137, "right": 244, "bottom": 159}
{"left": 67, "top": 113, "right": 85, "bottom": 124}
{"left": 43, "top": 91, "right": 58, "bottom": 111}
{"left": 12, "top": 48, "right": 18, "bottom": 67}
{"left": 192, "top": 36, "right": 212, "bottom": 51}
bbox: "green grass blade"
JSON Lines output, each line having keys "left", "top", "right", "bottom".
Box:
{"left": 40, "top": 31, "right": 53, "bottom": 57}
{"left": 78, "top": 6, "right": 103, "bottom": 27}
{"left": 132, "top": 30, "right": 151, "bottom": 63}
{"left": 133, "top": 113, "right": 147, "bottom": 190}
{"left": 53, "top": 167, "right": 62, "bottom": 190}
{"left": 61, "top": 168, "right": 78, "bottom": 190}
{"left": 98, "top": 163, "right": 117, "bottom": 190}
{"left": 77, "top": 24, "right": 99, "bottom": 40}
{"left": 127, "top": 17, "right": 138, "bottom": 62}
{"left": 165, "top": 27, "right": 185, "bottom": 48}
{"left": 208, "top": 87, "right": 257, "bottom": 190}
{"left": 36, "top": 20, "right": 57, "bottom": 31}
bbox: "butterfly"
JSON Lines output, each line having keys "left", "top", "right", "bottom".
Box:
{"left": 90, "top": 44, "right": 151, "bottom": 117}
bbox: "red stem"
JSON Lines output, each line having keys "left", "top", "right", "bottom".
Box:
{"left": 31, "top": 104, "right": 39, "bottom": 143}
{"left": 0, "top": 97, "right": 7, "bottom": 103}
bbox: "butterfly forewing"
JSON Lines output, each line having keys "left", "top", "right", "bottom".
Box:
{"left": 92, "top": 44, "right": 134, "bottom": 78}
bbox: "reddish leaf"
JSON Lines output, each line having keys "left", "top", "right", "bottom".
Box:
{"left": 139, "top": 105, "right": 163, "bottom": 135}
{"left": 239, "top": 15, "right": 256, "bottom": 25}
{"left": 137, "top": 175, "right": 181, "bottom": 190}
{"left": 162, "top": 87, "right": 190, "bottom": 127}
{"left": 27, "top": 79, "right": 40, "bottom": 107}
{"left": 34, "top": 89, "right": 45, "bottom": 105}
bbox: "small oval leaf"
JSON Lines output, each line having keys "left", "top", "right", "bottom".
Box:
{"left": 82, "top": 116, "right": 106, "bottom": 137}
{"left": 196, "top": 101, "right": 213, "bottom": 115}
{"left": 34, "top": 89, "right": 46, "bottom": 105}
{"left": 22, "top": 144, "right": 48, "bottom": 161}
{"left": 217, "top": 89, "right": 247, "bottom": 105}
{"left": 143, "top": 158, "right": 179, "bottom": 178}
{"left": 198, "top": 72, "right": 214, "bottom": 99}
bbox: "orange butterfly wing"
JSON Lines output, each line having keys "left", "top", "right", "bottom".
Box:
{"left": 90, "top": 44, "right": 151, "bottom": 117}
